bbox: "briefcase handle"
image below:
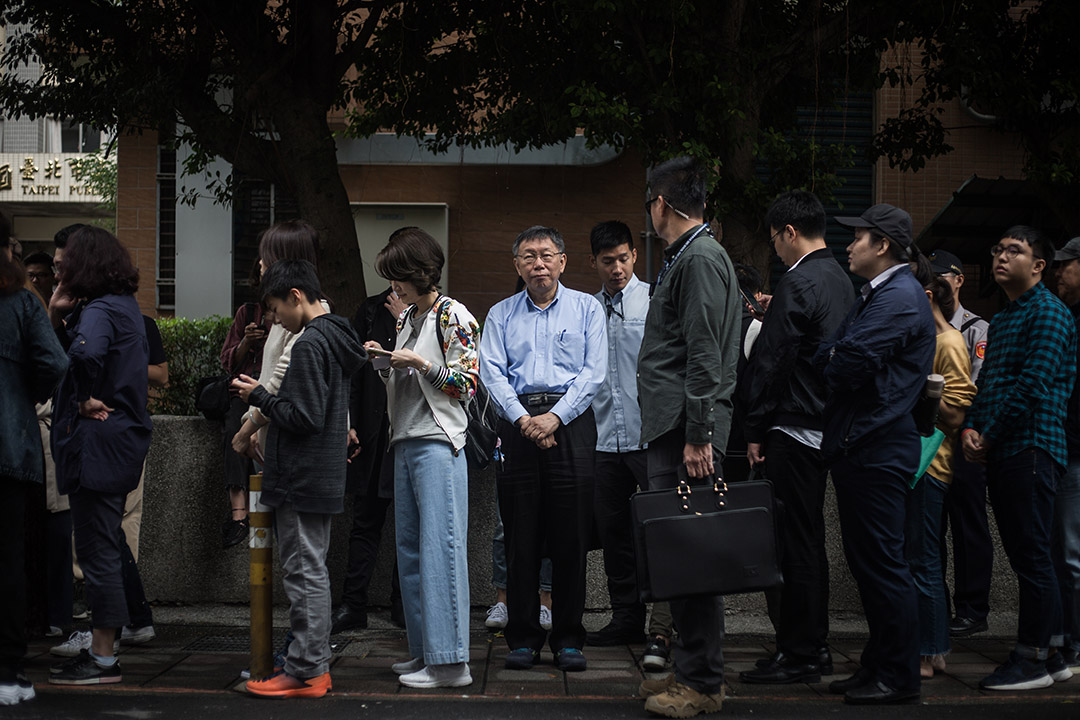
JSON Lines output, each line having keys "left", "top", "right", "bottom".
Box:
{"left": 675, "top": 465, "right": 729, "bottom": 513}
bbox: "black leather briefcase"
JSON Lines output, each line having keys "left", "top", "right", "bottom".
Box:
{"left": 631, "top": 468, "right": 783, "bottom": 602}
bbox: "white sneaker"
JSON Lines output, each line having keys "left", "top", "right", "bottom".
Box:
{"left": 399, "top": 663, "right": 472, "bottom": 689}
{"left": 391, "top": 658, "right": 425, "bottom": 675}
{"left": 540, "top": 605, "right": 552, "bottom": 631}
{"left": 485, "top": 602, "right": 508, "bottom": 629}
{"left": 50, "top": 630, "right": 119, "bottom": 657}
{"left": 0, "top": 674, "right": 35, "bottom": 706}
{"left": 120, "top": 625, "right": 156, "bottom": 645}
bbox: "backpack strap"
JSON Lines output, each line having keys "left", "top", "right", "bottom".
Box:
{"left": 960, "top": 315, "right": 982, "bottom": 333}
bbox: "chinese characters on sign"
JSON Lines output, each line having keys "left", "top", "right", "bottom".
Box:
{"left": 0, "top": 153, "right": 104, "bottom": 201}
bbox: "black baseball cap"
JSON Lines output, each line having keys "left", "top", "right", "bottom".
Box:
{"left": 835, "top": 204, "right": 914, "bottom": 249}
{"left": 928, "top": 249, "right": 964, "bottom": 276}
{"left": 1054, "top": 237, "right": 1080, "bottom": 263}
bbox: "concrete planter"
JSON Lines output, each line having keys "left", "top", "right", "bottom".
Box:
{"left": 141, "top": 416, "right": 1017, "bottom": 614}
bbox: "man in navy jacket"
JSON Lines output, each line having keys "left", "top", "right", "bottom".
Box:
{"left": 814, "top": 204, "right": 936, "bottom": 705}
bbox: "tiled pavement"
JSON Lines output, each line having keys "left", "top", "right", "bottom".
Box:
{"left": 23, "top": 607, "right": 1080, "bottom": 704}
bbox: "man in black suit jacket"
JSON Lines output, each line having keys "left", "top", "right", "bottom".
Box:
{"left": 332, "top": 287, "right": 405, "bottom": 633}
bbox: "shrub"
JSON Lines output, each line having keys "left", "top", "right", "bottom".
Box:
{"left": 149, "top": 315, "right": 232, "bottom": 415}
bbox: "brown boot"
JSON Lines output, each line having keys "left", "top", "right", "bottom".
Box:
{"left": 639, "top": 672, "right": 676, "bottom": 698}
{"left": 644, "top": 681, "right": 724, "bottom": 718}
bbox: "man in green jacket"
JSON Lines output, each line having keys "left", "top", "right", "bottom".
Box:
{"left": 636, "top": 156, "right": 741, "bottom": 718}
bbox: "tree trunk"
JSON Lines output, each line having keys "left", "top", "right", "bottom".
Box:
{"left": 269, "top": 100, "right": 366, "bottom": 318}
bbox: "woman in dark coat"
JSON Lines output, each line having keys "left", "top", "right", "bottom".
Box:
{"left": 0, "top": 229, "right": 68, "bottom": 705}
{"left": 48, "top": 227, "right": 151, "bottom": 686}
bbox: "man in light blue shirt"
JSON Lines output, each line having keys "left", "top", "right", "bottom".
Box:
{"left": 583, "top": 221, "right": 654, "bottom": 650}
{"left": 479, "top": 225, "right": 607, "bottom": 673}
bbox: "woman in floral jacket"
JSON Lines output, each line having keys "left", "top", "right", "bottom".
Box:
{"left": 364, "top": 227, "right": 479, "bottom": 691}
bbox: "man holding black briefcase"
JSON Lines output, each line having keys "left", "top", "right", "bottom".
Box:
{"left": 636, "top": 157, "right": 740, "bottom": 718}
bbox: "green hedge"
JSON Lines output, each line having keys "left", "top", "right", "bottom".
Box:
{"left": 149, "top": 315, "right": 232, "bottom": 416}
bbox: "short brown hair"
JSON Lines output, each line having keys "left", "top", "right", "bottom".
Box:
{"left": 375, "top": 227, "right": 444, "bottom": 293}
{"left": 58, "top": 226, "right": 139, "bottom": 298}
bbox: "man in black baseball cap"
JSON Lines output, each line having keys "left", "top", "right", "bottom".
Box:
{"left": 835, "top": 204, "right": 915, "bottom": 252}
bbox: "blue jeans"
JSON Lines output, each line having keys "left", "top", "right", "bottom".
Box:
{"left": 492, "top": 484, "right": 552, "bottom": 592}
{"left": 1053, "top": 458, "right": 1080, "bottom": 655}
{"left": 394, "top": 439, "right": 470, "bottom": 665}
{"left": 987, "top": 448, "right": 1062, "bottom": 659}
{"left": 906, "top": 474, "right": 950, "bottom": 656}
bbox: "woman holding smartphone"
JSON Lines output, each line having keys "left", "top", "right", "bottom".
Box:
{"left": 364, "top": 227, "right": 479, "bottom": 689}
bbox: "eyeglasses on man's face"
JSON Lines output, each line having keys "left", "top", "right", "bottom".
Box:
{"left": 990, "top": 243, "right": 1038, "bottom": 260}
{"left": 644, "top": 197, "right": 659, "bottom": 212}
{"left": 27, "top": 271, "right": 53, "bottom": 280}
{"left": 515, "top": 252, "right": 564, "bottom": 266}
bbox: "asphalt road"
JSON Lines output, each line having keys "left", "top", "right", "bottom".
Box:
{"left": 5, "top": 693, "right": 1080, "bottom": 720}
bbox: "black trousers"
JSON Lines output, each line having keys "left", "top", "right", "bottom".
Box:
{"left": 0, "top": 476, "right": 27, "bottom": 678}
{"left": 647, "top": 429, "right": 726, "bottom": 694}
{"left": 761, "top": 430, "right": 830, "bottom": 661}
{"left": 594, "top": 450, "right": 649, "bottom": 623}
{"left": 46, "top": 509, "right": 74, "bottom": 628}
{"left": 341, "top": 486, "right": 400, "bottom": 611}
{"left": 832, "top": 453, "right": 920, "bottom": 693}
{"left": 70, "top": 488, "right": 130, "bottom": 630}
{"left": 940, "top": 451, "right": 993, "bottom": 622}
{"left": 222, "top": 395, "right": 253, "bottom": 489}
{"left": 497, "top": 406, "right": 595, "bottom": 653}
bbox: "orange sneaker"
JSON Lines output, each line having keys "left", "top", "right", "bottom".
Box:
{"left": 246, "top": 670, "right": 331, "bottom": 699}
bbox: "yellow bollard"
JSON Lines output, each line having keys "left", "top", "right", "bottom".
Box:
{"left": 249, "top": 473, "right": 274, "bottom": 681}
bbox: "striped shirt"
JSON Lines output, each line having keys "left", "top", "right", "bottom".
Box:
{"left": 965, "top": 282, "right": 1077, "bottom": 467}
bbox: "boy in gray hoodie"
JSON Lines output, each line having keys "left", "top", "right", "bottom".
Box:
{"left": 233, "top": 259, "right": 365, "bottom": 698}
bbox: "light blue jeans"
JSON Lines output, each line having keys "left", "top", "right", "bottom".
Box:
{"left": 394, "top": 439, "right": 470, "bottom": 665}
{"left": 1053, "top": 458, "right": 1080, "bottom": 655}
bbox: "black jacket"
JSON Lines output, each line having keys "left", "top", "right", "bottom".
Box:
{"left": 250, "top": 313, "right": 365, "bottom": 513}
{"left": 741, "top": 248, "right": 854, "bottom": 444}
{"left": 347, "top": 288, "right": 398, "bottom": 497}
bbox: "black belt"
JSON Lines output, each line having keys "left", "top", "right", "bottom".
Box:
{"left": 519, "top": 392, "right": 565, "bottom": 407}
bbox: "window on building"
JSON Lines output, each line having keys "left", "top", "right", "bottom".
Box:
{"left": 157, "top": 143, "right": 176, "bottom": 310}
{"left": 231, "top": 174, "right": 298, "bottom": 306}
{"left": 60, "top": 120, "right": 103, "bottom": 153}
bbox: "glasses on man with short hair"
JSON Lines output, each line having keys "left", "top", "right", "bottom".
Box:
{"left": 27, "top": 271, "right": 53, "bottom": 280}
{"left": 990, "top": 243, "right": 1039, "bottom": 260}
{"left": 515, "top": 252, "right": 564, "bottom": 265}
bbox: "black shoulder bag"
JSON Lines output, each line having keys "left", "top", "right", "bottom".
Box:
{"left": 196, "top": 302, "right": 256, "bottom": 420}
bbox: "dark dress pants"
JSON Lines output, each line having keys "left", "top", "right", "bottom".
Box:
{"left": 46, "top": 509, "right": 74, "bottom": 628}
{"left": 987, "top": 449, "right": 1062, "bottom": 656}
{"left": 831, "top": 450, "right": 920, "bottom": 693}
{"left": 341, "top": 487, "right": 399, "bottom": 611}
{"left": 222, "top": 395, "right": 253, "bottom": 489}
{"left": 594, "top": 450, "right": 648, "bottom": 624}
{"left": 497, "top": 407, "right": 595, "bottom": 653}
{"left": 0, "top": 476, "right": 27, "bottom": 678}
{"left": 763, "top": 430, "right": 830, "bottom": 661}
{"left": 646, "top": 429, "right": 726, "bottom": 694}
{"left": 70, "top": 487, "right": 130, "bottom": 631}
{"left": 940, "top": 450, "right": 993, "bottom": 622}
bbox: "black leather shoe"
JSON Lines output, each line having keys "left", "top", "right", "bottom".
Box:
{"left": 330, "top": 605, "right": 368, "bottom": 634}
{"left": 844, "top": 680, "right": 920, "bottom": 705}
{"left": 586, "top": 620, "right": 646, "bottom": 647}
{"left": 740, "top": 657, "right": 821, "bottom": 684}
{"left": 828, "top": 667, "right": 874, "bottom": 695}
{"left": 754, "top": 648, "right": 833, "bottom": 675}
{"left": 949, "top": 616, "right": 988, "bottom": 637}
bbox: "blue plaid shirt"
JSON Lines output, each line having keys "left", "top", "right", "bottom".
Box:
{"left": 965, "top": 282, "right": 1077, "bottom": 467}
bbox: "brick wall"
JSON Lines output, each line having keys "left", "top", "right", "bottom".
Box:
{"left": 341, "top": 150, "right": 649, "bottom": 319}
{"left": 116, "top": 129, "right": 161, "bottom": 315}
{"left": 875, "top": 45, "right": 1027, "bottom": 236}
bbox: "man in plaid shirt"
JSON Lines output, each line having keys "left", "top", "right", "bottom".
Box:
{"left": 963, "top": 225, "right": 1077, "bottom": 692}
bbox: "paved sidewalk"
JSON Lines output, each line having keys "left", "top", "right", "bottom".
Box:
{"left": 24, "top": 606, "right": 1080, "bottom": 705}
